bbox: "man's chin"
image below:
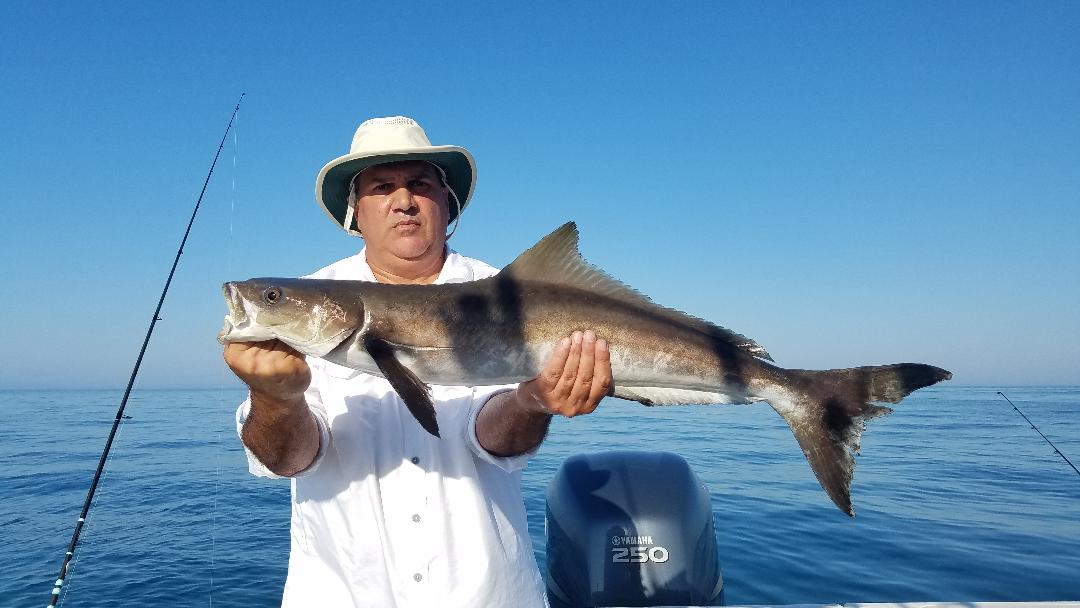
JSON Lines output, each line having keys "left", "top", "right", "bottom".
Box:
{"left": 388, "top": 237, "right": 443, "bottom": 261}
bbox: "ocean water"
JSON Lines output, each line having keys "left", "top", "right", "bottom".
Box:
{"left": 2, "top": 386, "right": 1078, "bottom": 606}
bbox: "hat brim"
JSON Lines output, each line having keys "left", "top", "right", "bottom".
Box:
{"left": 315, "top": 145, "right": 475, "bottom": 234}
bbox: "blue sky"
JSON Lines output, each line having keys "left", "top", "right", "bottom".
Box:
{"left": 1, "top": 1, "right": 1076, "bottom": 388}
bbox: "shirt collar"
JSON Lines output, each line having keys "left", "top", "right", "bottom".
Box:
{"left": 351, "top": 246, "right": 476, "bottom": 285}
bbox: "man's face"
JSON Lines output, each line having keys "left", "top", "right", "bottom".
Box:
{"left": 353, "top": 161, "right": 450, "bottom": 261}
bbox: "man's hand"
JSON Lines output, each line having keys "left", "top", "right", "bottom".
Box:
{"left": 519, "top": 330, "right": 612, "bottom": 417}
{"left": 224, "top": 340, "right": 311, "bottom": 400}
{"left": 475, "top": 330, "right": 613, "bottom": 457}
{"left": 224, "top": 340, "right": 319, "bottom": 476}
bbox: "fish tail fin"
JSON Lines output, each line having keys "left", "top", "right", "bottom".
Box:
{"left": 767, "top": 363, "right": 952, "bottom": 516}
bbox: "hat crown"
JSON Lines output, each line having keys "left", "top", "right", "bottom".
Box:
{"left": 350, "top": 116, "right": 432, "bottom": 155}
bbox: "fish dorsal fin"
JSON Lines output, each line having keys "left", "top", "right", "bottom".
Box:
{"left": 502, "top": 222, "right": 629, "bottom": 300}
{"left": 501, "top": 222, "right": 773, "bottom": 361}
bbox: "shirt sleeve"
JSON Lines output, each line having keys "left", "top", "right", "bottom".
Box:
{"left": 465, "top": 384, "right": 538, "bottom": 473}
{"left": 234, "top": 367, "right": 331, "bottom": 479}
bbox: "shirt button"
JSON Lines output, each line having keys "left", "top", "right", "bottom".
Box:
{"left": 412, "top": 514, "right": 421, "bottom": 523}
{"left": 413, "top": 573, "right": 423, "bottom": 582}
{"left": 410, "top": 456, "right": 420, "bottom": 465}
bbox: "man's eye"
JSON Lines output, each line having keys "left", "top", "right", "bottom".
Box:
{"left": 408, "top": 179, "right": 429, "bottom": 189}
{"left": 373, "top": 183, "right": 392, "bottom": 192}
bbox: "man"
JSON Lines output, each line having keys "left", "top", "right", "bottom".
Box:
{"left": 224, "top": 116, "right": 612, "bottom": 607}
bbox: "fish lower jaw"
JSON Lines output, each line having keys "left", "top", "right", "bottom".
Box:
{"left": 218, "top": 317, "right": 276, "bottom": 344}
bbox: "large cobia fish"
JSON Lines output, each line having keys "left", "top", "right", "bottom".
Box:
{"left": 219, "top": 222, "right": 950, "bottom": 515}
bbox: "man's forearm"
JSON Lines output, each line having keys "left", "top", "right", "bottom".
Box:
{"left": 475, "top": 330, "right": 612, "bottom": 457}
{"left": 240, "top": 390, "right": 321, "bottom": 476}
{"left": 475, "top": 389, "right": 553, "bottom": 457}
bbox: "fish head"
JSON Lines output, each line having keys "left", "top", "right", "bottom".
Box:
{"left": 218, "top": 278, "right": 363, "bottom": 357}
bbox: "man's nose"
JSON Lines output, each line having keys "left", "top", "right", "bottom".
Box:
{"left": 388, "top": 186, "right": 417, "bottom": 212}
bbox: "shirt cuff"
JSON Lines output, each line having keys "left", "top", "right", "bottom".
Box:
{"left": 235, "top": 398, "right": 330, "bottom": 479}
{"left": 465, "top": 386, "right": 537, "bottom": 473}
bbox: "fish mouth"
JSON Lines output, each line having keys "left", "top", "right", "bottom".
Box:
{"left": 218, "top": 282, "right": 251, "bottom": 344}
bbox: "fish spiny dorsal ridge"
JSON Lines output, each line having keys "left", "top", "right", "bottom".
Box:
{"left": 500, "top": 222, "right": 773, "bottom": 361}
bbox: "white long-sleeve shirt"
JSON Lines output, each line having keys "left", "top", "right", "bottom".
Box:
{"left": 236, "top": 249, "right": 547, "bottom": 608}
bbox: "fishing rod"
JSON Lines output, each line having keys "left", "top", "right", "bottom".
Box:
{"left": 46, "top": 93, "right": 244, "bottom": 606}
{"left": 998, "top": 391, "right": 1080, "bottom": 478}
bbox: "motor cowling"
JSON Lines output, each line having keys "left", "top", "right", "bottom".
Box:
{"left": 545, "top": 451, "right": 724, "bottom": 607}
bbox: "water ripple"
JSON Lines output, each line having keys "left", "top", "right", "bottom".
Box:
{"left": 2, "top": 386, "right": 1078, "bottom": 606}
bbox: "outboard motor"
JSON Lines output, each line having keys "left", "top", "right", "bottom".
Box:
{"left": 545, "top": 451, "right": 724, "bottom": 607}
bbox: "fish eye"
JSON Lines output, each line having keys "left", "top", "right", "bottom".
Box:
{"left": 263, "top": 287, "right": 282, "bottom": 304}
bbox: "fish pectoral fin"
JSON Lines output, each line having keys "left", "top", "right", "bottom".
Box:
{"left": 363, "top": 335, "right": 440, "bottom": 437}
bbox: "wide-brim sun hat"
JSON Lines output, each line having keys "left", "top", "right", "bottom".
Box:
{"left": 315, "top": 116, "right": 476, "bottom": 236}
